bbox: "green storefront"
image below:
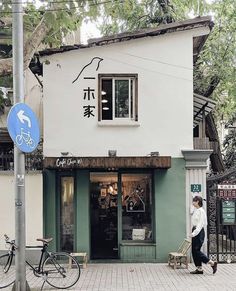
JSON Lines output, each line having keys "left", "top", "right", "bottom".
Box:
{"left": 43, "top": 157, "right": 186, "bottom": 263}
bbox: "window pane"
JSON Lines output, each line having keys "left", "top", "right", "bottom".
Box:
{"left": 102, "top": 79, "right": 113, "bottom": 120}
{"left": 115, "top": 80, "right": 129, "bottom": 118}
{"left": 60, "top": 176, "right": 74, "bottom": 252}
{"left": 122, "top": 174, "right": 152, "bottom": 241}
{"left": 130, "top": 79, "right": 134, "bottom": 118}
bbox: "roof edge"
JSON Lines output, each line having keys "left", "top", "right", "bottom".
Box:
{"left": 38, "top": 16, "right": 213, "bottom": 57}
{"left": 88, "top": 16, "right": 213, "bottom": 45}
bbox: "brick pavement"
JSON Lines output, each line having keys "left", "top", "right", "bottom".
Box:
{"left": 4, "top": 263, "right": 236, "bottom": 291}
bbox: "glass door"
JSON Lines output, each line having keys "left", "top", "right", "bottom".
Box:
{"left": 90, "top": 173, "right": 118, "bottom": 259}
{"left": 60, "top": 176, "right": 75, "bottom": 252}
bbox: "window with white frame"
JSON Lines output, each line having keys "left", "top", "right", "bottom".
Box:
{"left": 98, "top": 74, "right": 138, "bottom": 121}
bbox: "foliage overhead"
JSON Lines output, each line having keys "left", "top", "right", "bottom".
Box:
{"left": 97, "top": 0, "right": 236, "bottom": 169}
{"left": 222, "top": 112, "right": 236, "bottom": 168}
{"left": 98, "top": 0, "right": 236, "bottom": 118}
{"left": 0, "top": 0, "right": 104, "bottom": 105}
{"left": 0, "top": 0, "right": 103, "bottom": 48}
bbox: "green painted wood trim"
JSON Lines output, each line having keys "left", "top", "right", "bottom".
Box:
{"left": 75, "top": 170, "right": 90, "bottom": 258}
{"left": 120, "top": 243, "right": 156, "bottom": 246}
{"left": 43, "top": 170, "right": 57, "bottom": 251}
{"left": 154, "top": 158, "right": 186, "bottom": 262}
{"left": 117, "top": 173, "right": 122, "bottom": 258}
{"left": 120, "top": 245, "right": 156, "bottom": 261}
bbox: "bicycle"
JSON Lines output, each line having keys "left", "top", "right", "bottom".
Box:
{"left": 15, "top": 128, "right": 36, "bottom": 149}
{"left": 0, "top": 235, "right": 80, "bottom": 289}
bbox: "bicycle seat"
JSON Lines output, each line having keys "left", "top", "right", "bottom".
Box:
{"left": 36, "top": 238, "right": 53, "bottom": 244}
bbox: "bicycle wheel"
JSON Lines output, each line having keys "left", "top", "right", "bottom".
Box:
{"left": 42, "top": 252, "right": 80, "bottom": 289}
{"left": 0, "top": 254, "right": 15, "bottom": 289}
{"left": 15, "top": 135, "right": 23, "bottom": 146}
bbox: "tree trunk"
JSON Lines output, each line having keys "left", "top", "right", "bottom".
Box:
{"left": 23, "top": 17, "right": 49, "bottom": 70}
{"left": 0, "top": 58, "right": 13, "bottom": 76}
{"left": 0, "top": 15, "right": 50, "bottom": 76}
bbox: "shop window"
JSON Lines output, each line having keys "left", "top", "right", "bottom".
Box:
{"left": 98, "top": 74, "right": 138, "bottom": 122}
{"left": 122, "top": 173, "right": 152, "bottom": 241}
{"left": 60, "top": 176, "right": 75, "bottom": 252}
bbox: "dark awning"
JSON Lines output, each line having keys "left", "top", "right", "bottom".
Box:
{"left": 193, "top": 93, "right": 216, "bottom": 128}
{"left": 0, "top": 127, "right": 12, "bottom": 143}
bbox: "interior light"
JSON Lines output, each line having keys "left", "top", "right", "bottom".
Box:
{"left": 103, "top": 107, "right": 109, "bottom": 110}
{"left": 101, "top": 99, "right": 108, "bottom": 103}
{"left": 101, "top": 90, "right": 106, "bottom": 95}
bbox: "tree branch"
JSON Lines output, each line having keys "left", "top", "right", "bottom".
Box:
{"left": 0, "top": 13, "right": 50, "bottom": 76}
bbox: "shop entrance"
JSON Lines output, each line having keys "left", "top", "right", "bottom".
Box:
{"left": 90, "top": 173, "right": 118, "bottom": 259}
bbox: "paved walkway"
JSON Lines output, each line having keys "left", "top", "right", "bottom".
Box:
{"left": 4, "top": 263, "right": 236, "bottom": 291}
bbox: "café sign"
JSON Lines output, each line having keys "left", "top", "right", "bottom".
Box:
{"left": 44, "top": 156, "right": 171, "bottom": 169}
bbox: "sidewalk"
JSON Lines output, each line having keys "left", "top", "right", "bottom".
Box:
{"left": 5, "top": 263, "right": 236, "bottom": 291}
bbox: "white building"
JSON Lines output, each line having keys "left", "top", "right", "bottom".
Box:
{"left": 0, "top": 16, "right": 216, "bottom": 262}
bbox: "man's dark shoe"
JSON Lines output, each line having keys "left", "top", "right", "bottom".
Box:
{"left": 190, "top": 269, "right": 203, "bottom": 274}
{"left": 211, "top": 262, "right": 217, "bottom": 274}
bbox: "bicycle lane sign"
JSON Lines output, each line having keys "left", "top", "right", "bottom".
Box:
{"left": 7, "top": 103, "right": 40, "bottom": 153}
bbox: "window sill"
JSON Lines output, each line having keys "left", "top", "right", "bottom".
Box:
{"left": 98, "top": 120, "right": 140, "bottom": 127}
{"left": 120, "top": 241, "right": 155, "bottom": 246}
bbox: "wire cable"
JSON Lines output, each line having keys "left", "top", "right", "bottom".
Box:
{"left": 0, "top": 0, "right": 119, "bottom": 13}
{"left": 104, "top": 55, "right": 192, "bottom": 82}
{"left": 117, "top": 51, "right": 193, "bottom": 71}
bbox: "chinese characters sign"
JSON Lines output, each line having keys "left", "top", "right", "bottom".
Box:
{"left": 83, "top": 83, "right": 95, "bottom": 117}
{"left": 218, "top": 184, "right": 236, "bottom": 198}
{"left": 72, "top": 57, "right": 104, "bottom": 118}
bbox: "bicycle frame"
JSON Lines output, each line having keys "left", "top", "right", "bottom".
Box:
{"left": 15, "top": 128, "right": 35, "bottom": 148}
{"left": 25, "top": 243, "right": 51, "bottom": 276}
{"left": 4, "top": 236, "right": 50, "bottom": 277}
{"left": 19, "top": 128, "right": 31, "bottom": 141}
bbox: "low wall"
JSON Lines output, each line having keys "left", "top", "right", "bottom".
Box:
{"left": 0, "top": 171, "right": 43, "bottom": 251}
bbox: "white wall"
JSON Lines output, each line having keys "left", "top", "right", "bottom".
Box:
{"left": 24, "top": 69, "right": 43, "bottom": 135}
{"left": 43, "top": 29, "right": 206, "bottom": 158}
{"left": 0, "top": 172, "right": 43, "bottom": 250}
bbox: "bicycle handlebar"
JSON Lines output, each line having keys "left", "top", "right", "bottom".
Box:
{"left": 4, "top": 234, "right": 17, "bottom": 249}
{"left": 4, "top": 234, "right": 9, "bottom": 241}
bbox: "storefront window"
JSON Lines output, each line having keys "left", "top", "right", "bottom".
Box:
{"left": 60, "top": 176, "right": 74, "bottom": 252}
{"left": 122, "top": 173, "right": 152, "bottom": 241}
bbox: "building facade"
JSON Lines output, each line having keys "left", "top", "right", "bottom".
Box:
{"left": 0, "top": 17, "right": 215, "bottom": 263}
{"left": 38, "top": 17, "right": 214, "bottom": 262}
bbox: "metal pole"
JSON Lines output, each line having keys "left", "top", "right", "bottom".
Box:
{"left": 12, "top": 1, "right": 30, "bottom": 290}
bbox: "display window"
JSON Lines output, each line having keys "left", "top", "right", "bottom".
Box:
{"left": 121, "top": 173, "right": 153, "bottom": 241}
{"left": 90, "top": 171, "right": 153, "bottom": 258}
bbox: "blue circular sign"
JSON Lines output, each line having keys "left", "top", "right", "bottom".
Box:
{"left": 7, "top": 103, "right": 40, "bottom": 153}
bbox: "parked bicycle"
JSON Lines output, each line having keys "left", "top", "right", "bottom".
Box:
{"left": 0, "top": 235, "right": 80, "bottom": 289}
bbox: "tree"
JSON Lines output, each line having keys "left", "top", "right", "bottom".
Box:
{"left": 99, "top": 0, "right": 235, "bottom": 111}
{"left": 223, "top": 114, "right": 236, "bottom": 168}
{"left": 98, "top": 0, "right": 236, "bottom": 170}
{"left": 98, "top": 0, "right": 212, "bottom": 34}
{"left": 0, "top": 0, "right": 102, "bottom": 76}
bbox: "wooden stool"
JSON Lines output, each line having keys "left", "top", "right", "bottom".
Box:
{"left": 168, "top": 239, "right": 191, "bottom": 269}
{"left": 69, "top": 252, "right": 88, "bottom": 269}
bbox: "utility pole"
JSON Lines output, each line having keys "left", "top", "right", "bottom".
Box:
{"left": 12, "top": 1, "right": 30, "bottom": 290}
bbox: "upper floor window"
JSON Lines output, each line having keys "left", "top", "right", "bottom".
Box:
{"left": 98, "top": 74, "right": 138, "bottom": 122}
